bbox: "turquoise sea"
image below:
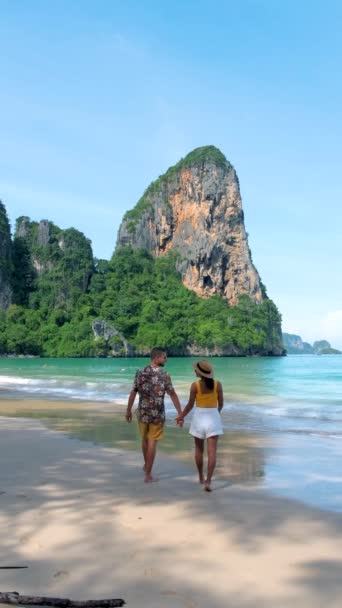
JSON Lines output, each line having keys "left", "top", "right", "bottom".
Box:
{"left": 0, "top": 355, "right": 341, "bottom": 511}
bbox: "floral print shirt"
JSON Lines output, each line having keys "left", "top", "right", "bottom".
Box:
{"left": 133, "top": 364, "right": 174, "bottom": 424}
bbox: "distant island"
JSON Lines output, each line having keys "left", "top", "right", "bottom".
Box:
{"left": 282, "top": 334, "right": 341, "bottom": 355}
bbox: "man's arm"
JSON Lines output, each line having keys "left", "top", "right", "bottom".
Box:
{"left": 167, "top": 388, "right": 184, "bottom": 427}
{"left": 169, "top": 389, "right": 182, "bottom": 417}
{"left": 125, "top": 389, "right": 137, "bottom": 422}
{"left": 164, "top": 372, "right": 183, "bottom": 425}
{"left": 176, "top": 383, "right": 197, "bottom": 422}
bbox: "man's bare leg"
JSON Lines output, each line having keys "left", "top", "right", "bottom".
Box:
{"left": 194, "top": 437, "right": 205, "bottom": 484}
{"left": 144, "top": 439, "right": 158, "bottom": 482}
{"left": 142, "top": 438, "right": 148, "bottom": 472}
{"left": 205, "top": 436, "right": 218, "bottom": 491}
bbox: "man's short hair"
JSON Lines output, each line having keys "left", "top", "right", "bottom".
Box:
{"left": 150, "top": 347, "right": 166, "bottom": 360}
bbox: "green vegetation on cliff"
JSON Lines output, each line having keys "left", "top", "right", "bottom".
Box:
{"left": 0, "top": 201, "right": 12, "bottom": 283}
{"left": 0, "top": 189, "right": 284, "bottom": 357}
{"left": 13, "top": 218, "right": 94, "bottom": 311}
{"left": 0, "top": 202, "right": 13, "bottom": 311}
{"left": 0, "top": 238, "right": 283, "bottom": 356}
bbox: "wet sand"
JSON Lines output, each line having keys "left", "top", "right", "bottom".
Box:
{"left": 0, "top": 398, "right": 274, "bottom": 485}
{"left": 2, "top": 398, "right": 338, "bottom": 512}
{"left": 1, "top": 401, "right": 342, "bottom": 607}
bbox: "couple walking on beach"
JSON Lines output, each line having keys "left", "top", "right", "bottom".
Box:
{"left": 125, "top": 347, "right": 224, "bottom": 492}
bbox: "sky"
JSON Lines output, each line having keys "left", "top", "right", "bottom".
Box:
{"left": 0, "top": 0, "right": 341, "bottom": 348}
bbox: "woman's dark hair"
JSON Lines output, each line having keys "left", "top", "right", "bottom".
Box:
{"left": 202, "top": 377, "right": 214, "bottom": 390}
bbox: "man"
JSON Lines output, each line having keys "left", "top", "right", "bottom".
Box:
{"left": 125, "top": 347, "right": 182, "bottom": 483}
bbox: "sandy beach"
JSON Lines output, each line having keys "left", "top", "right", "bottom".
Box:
{"left": 1, "top": 411, "right": 342, "bottom": 608}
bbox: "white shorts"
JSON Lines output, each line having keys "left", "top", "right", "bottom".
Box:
{"left": 189, "top": 407, "right": 223, "bottom": 440}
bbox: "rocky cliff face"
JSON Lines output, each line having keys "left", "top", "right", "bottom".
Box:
{"left": 0, "top": 201, "right": 12, "bottom": 309}
{"left": 16, "top": 217, "right": 56, "bottom": 274}
{"left": 14, "top": 217, "right": 94, "bottom": 307}
{"left": 282, "top": 333, "right": 314, "bottom": 354}
{"left": 117, "top": 146, "right": 264, "bottom": 305}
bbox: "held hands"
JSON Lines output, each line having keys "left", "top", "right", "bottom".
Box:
{"left": 176, "top": 413, "right": 184, "bottom": 427}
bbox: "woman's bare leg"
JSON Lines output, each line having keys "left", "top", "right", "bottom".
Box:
{"left": 205, "top": 436, "right": 218, "bottom": 491}
{"left": 194, "top": 437, "right": 205, "bottom": 483}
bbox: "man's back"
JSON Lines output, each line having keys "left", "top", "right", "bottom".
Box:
{"left": 125, "top": 348, "right": 182, "bottom": 482}
{"left": 134, "top": 364, "right": 173, "bottom": 424}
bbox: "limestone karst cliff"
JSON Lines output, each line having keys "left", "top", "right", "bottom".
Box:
{"left": 117, "top": 146, "right": 264, "bottom": 306}
{"left": 0, "top": 150, "right": 284, "bottom": 357}
{"left": 282, "top": 334, "right": 342, "bottom": 355}
{"left": 14, "top": 217, "right": 94, "bottom": 308}
{"left": 0, "top": 201, "right": 12, "bottom": 309}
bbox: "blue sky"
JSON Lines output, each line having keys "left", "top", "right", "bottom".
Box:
{"left": 0, "top": 0, "right": 341, "bottom": 347}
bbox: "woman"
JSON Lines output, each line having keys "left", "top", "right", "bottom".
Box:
{"left": 177, "top": 360, "right": 224, "bottom": 492}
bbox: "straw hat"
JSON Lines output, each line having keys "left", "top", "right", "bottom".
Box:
{"left": 192, "top": 360, "right": 214, "bottom": 378}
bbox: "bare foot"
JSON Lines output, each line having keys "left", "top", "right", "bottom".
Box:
{"left": 204, "top": 482, "right": 212, "bottom": 492}
{"left": 144, "top": 475, "right": 159, "bottom": 483}
{"left": 199, "top": 477, "right": 204, "bottom": 484}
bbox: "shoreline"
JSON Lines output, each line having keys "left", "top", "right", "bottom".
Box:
{"left": 1, "top": 415, "right": 342, "bottom": 607}
{"left": 1, "top": 398, "right": 342, "bottom": 513}
{"left": 0, "top": 398, "right": 271, "bottom": 485}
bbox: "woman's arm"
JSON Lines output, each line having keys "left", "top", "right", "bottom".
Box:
{"left": 176, "top": 382, "right": 197, "bottom": 422}
{"left": 217, "top": 381, "right": 224, "bottom": 412}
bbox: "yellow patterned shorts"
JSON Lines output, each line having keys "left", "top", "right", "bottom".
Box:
{"left": 138, "top": 421, "right": 164, "bottom": 441}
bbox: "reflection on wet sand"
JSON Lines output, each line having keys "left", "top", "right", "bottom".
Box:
{"left": 216, "top": 432, "right": 267, "bottom": 483}
{"left": 0, "top": 399, "right": 271, "bottom": 487}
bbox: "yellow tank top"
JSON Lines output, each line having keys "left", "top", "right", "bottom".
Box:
{"left": 195, "top": 380, "right": 218, "bottom": 408}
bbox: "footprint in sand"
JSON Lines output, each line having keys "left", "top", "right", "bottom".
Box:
{"left": 161, "top": 591, "right": 197, "bottom": 607}
{"left": 54, "top": 570, "right": 69, "bottom": 579}
{"left": 18, "top": 532, "right": 42, "bottom": 550}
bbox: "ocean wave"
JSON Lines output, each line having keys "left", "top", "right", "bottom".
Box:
{"left": 0, "top": 375, "right": 45, "bottom": 386}
{"left": 222, "top": 400, "right": 342, "bottom": 423}
{"left": 0, "top": 374, "right": 123, "bottom": 402}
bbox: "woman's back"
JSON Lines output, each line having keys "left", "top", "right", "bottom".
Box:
{"left": 177, "top": 359, "right": 224, "bottom": 491}
{"left": 195, "top": 379, "right": 219, "bottom": 408}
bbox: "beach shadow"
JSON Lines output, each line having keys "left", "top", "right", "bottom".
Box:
{"left": 1, "top": 417, "right": 342, "bottom": 608}
{"left": 293, "top": 559, "right": 342, "bottom": 602}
